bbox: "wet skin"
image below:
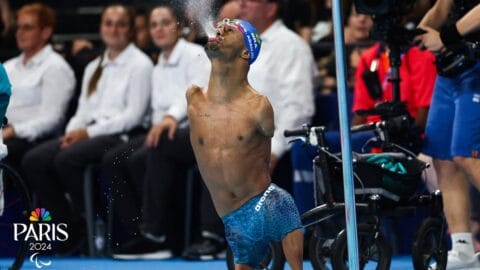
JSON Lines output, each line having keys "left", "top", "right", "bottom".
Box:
{"left": 186, "top": 19, "right": 274, "bottom": 216}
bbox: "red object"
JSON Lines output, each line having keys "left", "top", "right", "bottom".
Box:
{"left": 352, "top": 43, "right": 437, "bottom": 123}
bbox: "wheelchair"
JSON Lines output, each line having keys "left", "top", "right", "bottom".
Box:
{"left": 0, "top": 119, "right": 33, "bottom": 270}
{"left": 284, "top": 105, "right": 447, "bottom": 270}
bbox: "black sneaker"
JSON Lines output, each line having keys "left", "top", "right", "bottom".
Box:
{"left": 182, "top": 232, "right": 226, "bottom": 260}
{"left": 112, "top": 235, "right": 172, "bottom": 260}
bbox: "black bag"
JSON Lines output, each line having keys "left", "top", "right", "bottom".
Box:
{"left": 436, "top": 41, "right": 479, "bottom": 77}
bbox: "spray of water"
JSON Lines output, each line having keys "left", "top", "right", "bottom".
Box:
{"left": 186, "top": 0, "right": 217, "bottom": 38}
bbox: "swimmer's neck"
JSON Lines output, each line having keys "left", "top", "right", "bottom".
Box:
{"left": 207, "top": 60, "right": 249, "bottom": 103}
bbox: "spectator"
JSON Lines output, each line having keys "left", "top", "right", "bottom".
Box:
{"left": 134, "top": 7, "right": 158, "bottom": 63}
{"left": 0, "top": 0, "right": 16, "bottom": 59}
{"left": 3, "top": 3, "right": 75, "bottom": 174}
{"left": 108, "top": 3, "right": 210, "bottom": 260}
{"left": 268, "top": 0, "right": 332, "bottom": 44}
{"left": 182, "top": 0, "right": 317, "bottom": 260}
{"left": 0, "top": 0, "right": 13, "bottom": 39}
{"left": 217, "top": 0, "right": 240, "bottom": 20}
{"left": 343, "top": 5, "right": 372, "bottom": 45}
{"left": 21, "top": 4, "right": 153, "bottom": 255}
{"left": 282, "top": 0, "right": 316, "bottom": 43}
{"left": 310, "top": 0, "right": 333, "bottom": 43}
{"left": 317, "top": 2, "right": 373, "bottom": 94}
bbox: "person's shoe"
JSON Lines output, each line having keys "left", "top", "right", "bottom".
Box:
{"left": 182, "top": 232, "right": 226, "bottom": 260}
{"left": 112, "top": 235, "right": 172, "bottom": 260}
{"left": 431, "top": 250, "right": 480, "bottom": 270}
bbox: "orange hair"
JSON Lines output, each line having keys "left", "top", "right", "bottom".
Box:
{"left": 17, "top": 3, "right": 56, "bottom": 30}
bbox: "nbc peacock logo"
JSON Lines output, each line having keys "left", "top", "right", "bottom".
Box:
{"left": 29, "top": 208, "right": 52, "bottom": 222}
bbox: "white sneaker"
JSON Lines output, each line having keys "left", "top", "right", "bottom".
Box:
{"left": 431, "top": 251, "right": 480, "bottom": 270}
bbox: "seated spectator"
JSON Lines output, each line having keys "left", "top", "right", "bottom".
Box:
{"left": 310, "top": 0, "right": 332, "bottom": 44}
{"left": 217, "top": 0, "right": 240, "bottom": 20}
{"left": 3, "top": 3, "right": 75, "bottom": 174}
{"left": 0, "top": 0, "right": 17, "bottom": 60}
{"left": 283, "top": 0, "right": 316, "bottom": 43}
{"left": 0, "top": 0, "right": 13, "bottom": 40}
{"left": 21, "top": 4, "right": 153, "bottom": 255}
{"left": 107, "top": 3, "right": 210, "bottom": 260}
{"left": 317, "top": 1, "right": 373, "bottom": 94}
{"left": 134, "top": 7, "right": 158, "bottom": 63}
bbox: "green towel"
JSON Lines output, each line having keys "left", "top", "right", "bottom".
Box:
{"left": 366, "top": 154, "right": 407, "bottom": 174}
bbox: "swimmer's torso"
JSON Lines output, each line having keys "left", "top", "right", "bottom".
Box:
{"left": 187, "top": 85, "right": 272, "bottom": 216}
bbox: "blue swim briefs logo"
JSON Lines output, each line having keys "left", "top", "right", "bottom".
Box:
{"left": 255, "top": 185, "right": 275, "bottom": 211}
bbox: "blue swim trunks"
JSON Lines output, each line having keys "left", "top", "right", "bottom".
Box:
{"left": 221, "top": 183, "right": 302, "bottom": 268}
{"left": 423, "top": 61, "right": 480, "bottom": 160}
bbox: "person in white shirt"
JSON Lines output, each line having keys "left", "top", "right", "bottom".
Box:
{"left": 2, "top": 3, "right": 75, "bottom": 174}
{"left": 108, "top": 3, "right": 210, "bottom": 260}
{"left": 21, "top": 4, "right": 153, "bottom": 255}
{"left": 240, "top": 2, "right": 316, "bottom": 166}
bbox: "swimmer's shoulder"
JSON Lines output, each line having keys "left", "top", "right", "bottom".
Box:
{"left": 248, "top": 90, "right": 274, "bottom": 137}
{"left": 256, "top": 95, "right": 274, "bottom": 122}
{"left": 186, "top": 85, "right": 205, "bottom": 104}
{"left": 245, "top": 87, "right": 273, "bottom": 117}
{"left": 248, "top": 88, "right": 273, "bottom": 113}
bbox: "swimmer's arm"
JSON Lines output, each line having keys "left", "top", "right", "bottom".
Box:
{"left": 256, "top": 96, "right": 275, "bottom": 138}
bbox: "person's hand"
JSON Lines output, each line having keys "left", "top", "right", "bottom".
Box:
{"left": 269, "top": 154, "right": 278, "bottom": 175}
{"left": 415, "top": 26, "right": 444, "bottom": 53}
{"left": 2, "top": 125, "right": 15, "bottom": 140}
{"left": 60, "top": 129, "right": 89, "bottom": 149}
{"left": 145, "top": 116, "right": 177, "bottom": 148}
{"left": 71, "top": 39, "right": 94, "bottom": 56}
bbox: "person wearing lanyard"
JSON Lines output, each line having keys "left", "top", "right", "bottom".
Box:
{"left": 21, "top": 4, "right": 153, "bottom": 256}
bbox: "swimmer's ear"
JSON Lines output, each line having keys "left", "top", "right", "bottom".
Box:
{"left": 240, "top": 49, "right": 250, "bottom": 62}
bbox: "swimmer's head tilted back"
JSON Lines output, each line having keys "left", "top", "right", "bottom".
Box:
{"left": 215, "top": 18, "right": 261, "bottom": 65}
{"left": 231, "top": 19, "right": 262, "bottom": 64}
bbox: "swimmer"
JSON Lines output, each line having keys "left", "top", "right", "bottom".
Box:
{"left": 187, "top": 19, "right": 303, "bottom": 270}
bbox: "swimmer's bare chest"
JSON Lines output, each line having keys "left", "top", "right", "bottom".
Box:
{"left": 187, "top": 89, "right": 271, "bottom": 214}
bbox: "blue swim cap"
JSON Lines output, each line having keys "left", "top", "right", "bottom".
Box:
{"left": 232, "top": 19, "right": 262, "bottom": 64}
